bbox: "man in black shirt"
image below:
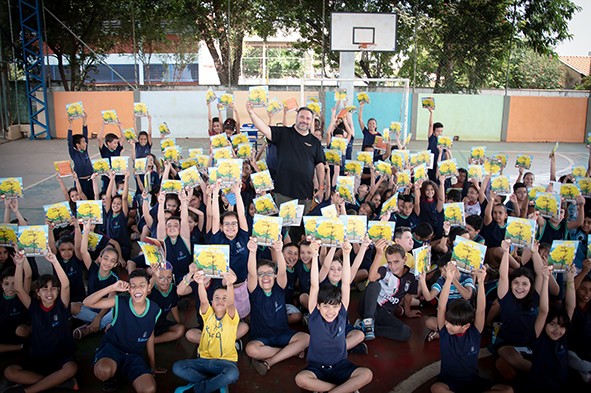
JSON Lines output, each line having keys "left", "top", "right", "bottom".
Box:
{"left": 246, "top": 103, "right": 325, "bottom": 212}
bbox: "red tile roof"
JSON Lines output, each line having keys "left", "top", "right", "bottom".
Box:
{"left": 559, "top": 56, "right": 591, "bottom": 76}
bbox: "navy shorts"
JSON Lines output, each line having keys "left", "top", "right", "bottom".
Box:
{"left": 345, "top": 322, "right": 361, "bottom": 336}
{"left": 22, "top": 355, "right": 76, "bottom": 376}
{"left": 253, "top": 329, "right": 297, "bottom": 348}
{"left": 0, "top": 326, "right": 25, "bottom": 345}
{"left": 305, "top": 359, "right": 358, "bottom": 386}
{"left": 437, "top": 375, "right": 495, "bottom": 393}
{"left": 94, "top": 342, "right": 151, "bottom": 382}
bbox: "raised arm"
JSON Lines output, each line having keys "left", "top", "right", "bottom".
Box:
{"left": 357, "top": 101, "right": 366, "bottom": 131}
{"left": 368, "top": 239, "right": 387, "bottom": 282}
{"left": 549, "top": 149, "right": 556, "bottom": 182}
{"left": 483, "top": 189, "right": 496, "bottom": 226}
{"left": 246, "top": 102, "right": 272, "bottom": 140}
{"left": 73, "top": 217, "right": 83, "bottom": 261}
{"left": 179, "top": 188, "right": 191, "bottom": 245}
{"left": 247, "top": 237, "right": 258, "bottom": 293}
{"left": 84, "top": 281, "right": 128, "bottom": 310}
{"left": 497, "top": 240, "right": 511, "bottom": 299}
{"left": 427, "top": 107, "right": 434, "bottom": 138}
{"left": 474, "top": 268, "right": 487, "bottom": 333}
{"left": 232, "top": 181, "right": 248, "bottom": 232}
{"left": 97, "top": 122, "right": 106, "bottom": 151}
{"left": 350, "top": 237, "right": 370, "bottom": 284}
{"left": 565, "top": 265, "right": 576, "bottom": 321}
{"left": 437, "top": 176, "right": 445, "bottom": 213}
{"left": 104, "top": 172, "right": 116, "bottom": 214}
{"left": 80, "top": 221, "right": 94, "bottom": 270}
{"left": 437, "top": 263, "right": 454, "bottom": 330}
{"left": 575, "top": 259, "right": 591, "bottom": 290}
{"left": 13, "top": 252, "right": 31, "bottom": 309}
{"left": 414, "top": 181, "right": 422, "bottom": 216}
{"left": 195, "top": 271, "right": 211, "bottom": 315}
{"left": 534, "top": 265, "right": 550, "bottom": 338}
{"left": 341, "top": 241, "right": 352, "bottom": 310}
{"left": 272, "top": 239, "right": 287, "bottom": 289}
{"left": 156, "top": 192, "right": 167, "bottom": 240}
{"left": 308, "top": 240, "right": 321, "bottom": 313}
{"left": 46, "top": 251, "right": 70, "bottom": 307}
{"left": 121, "top": 170, "right": 130, "bottom": 217}
{"left": 8, "top": 199, "right": 28, "bottom": 226}
{"left": 146, "top": 113, "right": 153, "bottom": 146}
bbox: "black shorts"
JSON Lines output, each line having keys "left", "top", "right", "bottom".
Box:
{"left": 21, "top": 354, "right": 76, "bottom": 376}
{"left": 437, "top": 375, "right": 495, "bottom": 393}
{"left": 154, "top": 319, "right": 176, "bottom": 336}
{"left": 94, "top": 342, "right": 151, "bottom": 383}
{"left": 305, "top": 359, "right": 359, "bottom": 386}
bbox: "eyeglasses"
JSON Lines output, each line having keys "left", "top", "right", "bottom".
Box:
{"left": 223, "top": 221, "right": 239, "bottom": 227}
{"left": 158, "top": 276, "right": 173, "bottom": 282}
{"left": 257, "top": 272, "right": 274, "bottom": 278}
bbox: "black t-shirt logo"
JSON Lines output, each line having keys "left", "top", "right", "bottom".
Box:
{"left": 304, "top": 142, "right": 312, "bottom": 147}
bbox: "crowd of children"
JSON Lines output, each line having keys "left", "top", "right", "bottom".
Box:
{"left": 0, "top": 98, "right": 590, "bottom": 393}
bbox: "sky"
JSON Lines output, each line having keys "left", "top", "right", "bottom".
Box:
{"left": 554, "top": 0, "right": 590, "bottom": 56}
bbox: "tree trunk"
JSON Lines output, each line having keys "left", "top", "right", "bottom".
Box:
{"left": 56, "top": 54, "right": 70, "bottom": 91}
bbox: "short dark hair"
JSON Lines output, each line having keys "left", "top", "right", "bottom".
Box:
{"left": 256, "top": 259, "right": 275, "bottom": 271}
{"left": 35, "top": 274, "right": 60, "bottom": 292}
{"left": 449, "top": 227, "right": 469, "bottom": 244}
{"left": 445, "top": 299, "right": 475, "bottom": 326}
{"left": 129, "top": 268, "right": 151, "bottom": 283}
{"left": 105, "top": 133, "right": 119, "bottom": 144}
{"left": 138, "top": 131, "right": 149, "bottom": 139}
{"left": 220, "top": 210, "right": 239, "bottom": 224}
{"left": 282, "top": 242, "right": 299, "bottom": 251}
{"left": 433, "top": 122, "right": 444, "bottom": 131}
{"left": 317, "top": 284, "right": 342, "bottom": 306}
{"left": 212, "top": 117, "right": 220, "bottom": 124}
{"left": 466, "top": 214, "right": 484, "bottom": 231}
{"left": 297, "top": 107, "right": 314, "bottom": 116}
{"left": 446, "top": 189, "right": 462, "bottom": 203}
{"left": 72, "top": 134, "right": 86, "bottom": 147}
{"left": 414, "top": 222, "right": 434, "bottom": 239}
{"left": 399, "top": 194, "right": 413, "bottom": 204}
{"left": 394, "top": 227, "right": 412, "bottom": 239}
{"left": 513, "top": 182, "right": 527, "bottom": 192}
{"left": 545, "top": 304, "right": 571, "bottom": 330}
{"left": 385, "top": 244, "right": 406, "bottom": 259}
{"left": 1, "top": 266, "right": 15, "bottom": 281}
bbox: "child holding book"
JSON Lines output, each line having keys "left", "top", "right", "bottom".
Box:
{"left": 85, "top": 269, "right": 161, "bottom": 393}
{"left": 104, "top": 170, "right": 132, "bottom": 260}
{"left": 430, "top": 263, "right": 512, "bottom": 393}
{"left": 295, "top": 240, "right": 373, "bottom": 392}
{"left": 3, "top": 251, "right": 78, "bottom": 392}
{"left": 245, "top": 237, "right": 310, "bottom": 376}
{"left": 67, "top": 112, "right": 94, "bottom": 199}
{"left": 172, "top": 269, "right": 240, "bottom": 393}
{"left": 0, "top": 266, "right": 30, "bottom": 354}
{"left": 568, "top": 260, "right": 591, "bottom": 382}
{"left": 148, "top": 263, "right": 185, "bottom": 344}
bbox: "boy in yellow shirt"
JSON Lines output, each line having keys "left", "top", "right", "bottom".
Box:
{"left": 172, "top": 269, "right": 240, "bottom": 393}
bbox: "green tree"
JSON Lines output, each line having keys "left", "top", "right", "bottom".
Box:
{"left": 509, "top": 46, "right": 563, "bottom": 89}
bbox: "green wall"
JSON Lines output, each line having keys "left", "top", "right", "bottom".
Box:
{"left": 415, "top": 94, "right": 504, "bottom": 141}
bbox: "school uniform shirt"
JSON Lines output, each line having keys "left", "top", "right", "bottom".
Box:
{"left": 538, "top": 220, "right": 567, "bottom": 244}
{"left": 307, "top": 304, "right": 347, "bottom": 366}
{"left": 480, "top": 221, "right": 506, "bottom": 248}
{"left": 89, "top": 232, "right": 112, "bottom": 262}
{"left": 99, "top": 144, "right": 124, "bottom": 163}
{"left": 67, "top": 126, "right": 93, "bottom": 178}
{"left": 569, "top": 304, "right": 591, "bottom": 361}
{"left": 87, "top": 262, "right": 118, "bottom": 295}
{"left": 361, "top": 127, "right": 380, "bottom": 148}
{"left": 419, "top": 199, "right": 442, "bottom": 236}
{"left": 431, "top": 274, "right": 475, "bottom": 300}
{"left": 497, "top": 292, "right": 539, "bottom": 347}
{"left": 439, "top": 324, "right": 480, "bottom": 384}
{"left": 528, "top": 331, "right": 568, "bottom": 392}
{"left": 392, "top": 212, "right": 419, "bottom": 230}
{"left": 249, "top": 283, "right": 289, "bottom": 339}
{"left": 209, "top": 229, "right": 249, "bottom": 284}
{"left": 0, "top": 293, "right": 28, "bottom": 335}
{"left": 164, "top": 237, "right": 192, "bottom": 285}
{"left": 135, "top": 142, "right": 152, "bottom": 159}
{"left": 285, "top": 262, "right": 300, "bottom": 304}
{"left": 29, "top": 298, "right": 76, "bottom": 360}
{"left": 376, "top": 266, "right": 418, "bottom": 313}
{"left": 103, "top": 295, "right": 161, "bottom": 355}
{"left": 148, "top": 284, "right": 179, "bottom": 328}
{"left": 58, "top": 256, "right": 86, "bottom": 303}
{"left": 198, "top": 305, "right": 239, "bottom": 362}
{"left": 105, "top": 210, "right": 131, "bottom": 251}
{"left": 295, "top": 262, "right": 312, "bottom": 294}
{"left": 427, "top": 134, "right": 439, "bottom": 181}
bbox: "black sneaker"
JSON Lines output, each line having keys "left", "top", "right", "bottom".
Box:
{"left": 0, "top": 379, "right": 17, "bottom": 392}
{"left": 235, "top": 339, "right": 244, "bottom": 352}
{"left": 102, "top": 377, "right": 118, "bottom": 392}
{"left": 349, "top": 342, "right": 368, "bottom": 355}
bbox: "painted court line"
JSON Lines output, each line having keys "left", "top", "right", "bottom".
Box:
{"left": 23, "top": 153, "right": 100, "bottom": 192}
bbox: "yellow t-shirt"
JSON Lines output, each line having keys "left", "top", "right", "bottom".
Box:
{"left": 198, "top": 305, "right": 239, "bottom": 362}
{"left": 380, "top": 252, "right": 415, "bottom": 269}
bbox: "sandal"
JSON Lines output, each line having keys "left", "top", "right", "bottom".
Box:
{"left": 425, "top": 330, "right": 439, "bottom": 342}
{"left": 73, "top": 324, "right": 95, "bottom": 340}
{"left": 251, "top": 358, "right": 269, "bottom": 376}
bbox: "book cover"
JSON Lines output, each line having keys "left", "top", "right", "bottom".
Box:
{"left": 231, "top": 133, "right": 249, "bottom": 148}
{"left": 413, "top": 245, "right": 432, "bottom": 276}
{"left": 160, "top": 137, "right": 176, "bottom": 152}
{"left": 0, "top": 177, "right": 23, "bottom": 199}
{"left": 344, "top": 160, "right": 363, "bottom": 178}
{"left": 252, "top": 214, "right": 282, "bottom": 246}
{"left": 467, "top": 165, "right": 484, "bottom": 182}
{"left": 356, "top": 151, "right": 373, "bottom": 167}
{"left": 390, "top": 151, "right": 408, "bottom": 171}
{"left": 410, "top": 151, "right": 434, "bottom": 169}
{"left": 44, "top": 202, "right": 72, "bottom": 228}
{"left": 211, "top": 134, "right": 231, "bottom": 149}
{"left": 560, "top": 183, "right": 581, "bottom": 202}
{"left": 303, "top": 216, "right": 319, "bottom": 238}
{"left": 256, "top": 159, "right": 268, "bottom": 171}
{"left": 314, "top": 217, "right": 345, "bottom": 247}
{"left": 572, "top": 166, "right": 587, "bottom": 179}
{"left": 110, "top": 157, "right": 128, "bottom": 175}
{"left": 76, "top": 200, "right": 103, "bottom": 224}
{"left": 163, "top": 145, "right": 182, "bottom": 164}
{"left": 577, "top": 178, "right": 591, "bottom": 198}
{"left": 207, "top": 167, "right": 218, "bottom": 184}
{"left": 367, "top": 221, "right": 396, "bottom": 242}
{"left": 216, "top": 159, "right": 243, "bottom": 187}
{"left": 414, "top": 164, "right": 429, "bottom": 182}
{"left": 373, "top": 136, "right": 387, "bottom": 152}
{"left": 158, "top": 122, "right": 171, "bottom": 137}
{"left": 236, "top": 143, "right": 252, "bottom": 159}
{"left": 205, "top": 89, "right": 217, "bottom": 104}
{"left": 212, "top": 146, "right": 234, "bottom": 164}
{"left": 439, "top": 159, "right": 459, "bottom": 179}
{"left": 336, "top": 176, "right": 355, "bottom": 204}
{"left": 84, "top": 230, "right": 103, "bottom": 252}
{"left": 134, "top": 158, "right": 147, "bottom": 175}
{"left": 494, "top": 153, "right": 508, "bottom": 168}
{"left": 188, "top": 148, "right": 204, "bottom": 158}
{"left": 547, "top": 240, "right": 578, "bottom": 273}
{"left": 381, "top": 193, "right": 399, "bottom": 216}
{"left": 193, "top": 155, "right": 210, "bottom": 172}
{"left": 180, "top": 158, "right": 198, "bottom": 170}
{"left": 437, "top": 136, "right": 453, "bottom": 149}
{"left": 505, "top": 217, "right": 536, "bottom": 249}
{"left": 421, "top": 97, "right": 435, "bottom": 109}
{"left": 357, "top": 92, "right": 370, "bottom": 104}
{"left": 248, "top": 86, "right": 268, "bottom": 107}
{"left": 139, "top": 238, "right": 167, "bottom": 269}
{"left": 17, "top": 225, "right": 48, "bottom": 256}
{"left": 101, "top": 110, "right": 118, "bottom": 124}
{"left": 443, "top": 202, "right": 465, "bottom": 226}
{"left": 451, "top": 237, "right": 487, "bottom": 273}
{"left": 470, "top": 146, "right": 486, "bottom": 163}
{"left": 133, "top": 103, "right": 148, "bottom": 117}
{"left": 283, "top": 97, "right": 298, "bottom": 112}
{"left": 534, "top": 192, "right": 561, "bottom": 220}
{"left": 179, "top": 166, "right": 201, "bottom": 189}
{"left": 251, "top": 170, "right": 274, "bottom": 193}
{"left": 528, "top": 185, "right": 546, "bottom": 201}
{"left": 307, "top": 101, "right": 321, "bottom": 115}
{"left": 218, "top": 94, "right": 234, "bottom": 108}
{"left": 253, "top": 194, "right": 278, "bottom": 215}
{"left": 335, "top": 88, "right": 347, "bottom": 101}
{"left": 66, "top": 101, "right": 84, "bottom": 119}
{"left": 330, "top": 137, "right": 348, "bottom": 155}
{"left": 515, "top": 154, "right": 532, "bottom": 170}
{"left": 389, "top": 122, "right": 401, "bottom": 136}
{"left": 340, "top": 215, "right": 367, "bottom": 244}
{"left": 321, "top": 204, "right": 338, "bottom": 219}
{"left": 490, "top": 175, "right": 511, "bottom": 195}
{"left": 374, "top": 161, "right": 393, "bottom": 177}
{"left": 0, "top": 223, "right": 18, "bottom": 247}
{"left": 547, "top": 181, "right": 562, "bottom": 194}
{"left": 123, "top": 128, "right": 137, "bottom": 142}
{"left": 396, "top": 170, "right": 411, "bottom": 190}
{"left": 54, "top": 161, "right": 73, "bottom": 177}
{"left": 267, "top": 98, "right": 283, "bottom": 115}
{"left": 484, "top": 158, "right": 502, "bottom": 176}
{"left": 161, "top": 180, "right": 183, "bottom": 194}
{"left": 279, "top": 200, "right": 304, "bottom": 227}
{"left": 325, "top": 149, "right": 342, "bottom": 166}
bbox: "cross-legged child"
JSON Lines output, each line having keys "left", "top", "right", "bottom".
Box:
{"left": 245, "top": 237, "right": 310, "bottom": 376}
{"left": 431, "top": 263, "right": 512, "bottom": 393}
{"left": 148, "top": 263, "right": 185, "bottom": 344}
{"left": 0, "top": 266, "right": 30, "bottom": 354}
{"left": 85, "top": 270, "right": 161, "bottom": 393}
{"left": 295, "top": 240, "right": 373, "bottom": 393}
{"left": 3, "top": 251, "right": 78, "bottom": 393}
{"left": 172, "top": 269, "right": 240, "bottom": 393}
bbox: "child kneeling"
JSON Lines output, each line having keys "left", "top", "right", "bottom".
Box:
{"left": 295, "top": 241, "right": 372, "bottom": 392}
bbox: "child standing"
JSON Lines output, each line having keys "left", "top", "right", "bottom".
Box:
{"left": 172, "top": 269, "right": 240, "bottom": 393}
{"left": 3, "top": 251, "right": 78, "bottom": 392}
{"left": 85, "top": 270, "right": 161, "bottom": 393}
{"left": 430, "top": 264, "right": 512, "bottom": 393}
{"left": 67, "top": 112, "right": 94, "bottom": 200}
{"left": 295, "top": 240, "right": 373, "bottom": 392}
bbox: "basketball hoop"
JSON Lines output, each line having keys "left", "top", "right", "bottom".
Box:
{"left": 357, "top": 42, "right": 377, "bottom": 51}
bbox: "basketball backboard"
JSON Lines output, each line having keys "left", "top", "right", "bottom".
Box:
{"left": 330, "top": 12, "right": 397, "bottom": 52}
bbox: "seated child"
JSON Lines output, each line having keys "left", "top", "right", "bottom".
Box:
{"left": 245, "top": 237, "right": 309, "bottom": 376}
{"left": 85, "top": 270, "right": 161, "bottom": 393}
{"left": 569, "top": 262, "right": 591, "bottom": 382}
{"left": 148, "top": 263, "right": 185, "bottom": 344}
{"left": 0, "top": 266, "right": 30, "bottom": 353}
{"left": 431, "top": 263, "right": 512, "bottom": 393}
{"left": 295, "top": 240, "right": 373, "bottom": 392}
